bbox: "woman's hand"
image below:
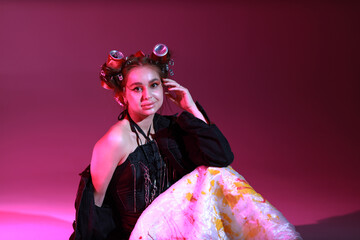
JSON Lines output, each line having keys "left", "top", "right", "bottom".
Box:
{"left": 163, "top": 78, "right": 207, "bottom": 123}
{"left": 163, "top": 78, "right": 196, "bottom": 111}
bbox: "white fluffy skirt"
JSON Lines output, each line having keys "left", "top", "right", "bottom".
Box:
{"left": 130, "top": 166, "right": 302, "bottom": 240}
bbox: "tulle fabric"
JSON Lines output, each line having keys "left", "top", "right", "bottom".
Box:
{"left": 130, "top": 166, "right": 302, "bottom": 240}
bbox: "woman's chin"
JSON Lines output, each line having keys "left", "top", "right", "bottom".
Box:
{"left": 140, "top": 107, "right": 159, "bottom": 116}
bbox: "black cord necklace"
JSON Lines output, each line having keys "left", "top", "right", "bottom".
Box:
{"left": 118, "top": 110, "right": 152, "bottom": 145}
{"left": 119, "top": 110, "right": 165, "bottom": 206}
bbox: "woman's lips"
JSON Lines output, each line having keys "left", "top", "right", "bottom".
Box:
{"left": 141, "top": 102, "right": 155, "bottom": 109}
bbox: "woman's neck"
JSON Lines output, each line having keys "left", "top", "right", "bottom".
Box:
{"left": 127, "top": 111, "right": 155, "bottom": 134}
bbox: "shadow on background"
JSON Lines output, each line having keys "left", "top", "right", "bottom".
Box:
{"left": 296, "top": 210, "right": 360, "bottom": 240}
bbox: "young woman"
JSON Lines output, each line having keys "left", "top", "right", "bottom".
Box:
{"left": 70, "top": 44, "right": 302, "bottom": 240}
{"left": 70, "top": 44, "right": 234, "bottom": 240}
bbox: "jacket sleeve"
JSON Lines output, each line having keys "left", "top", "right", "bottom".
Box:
{"left": 70, "top": 166, "right": 116, "bottom": 240}
{"left": 174, "top": 102, "right": 234, "bottom": 168}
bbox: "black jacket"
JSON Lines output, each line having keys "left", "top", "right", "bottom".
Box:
{"left": 70, "top": 103, "right": 233, "bottom": 240}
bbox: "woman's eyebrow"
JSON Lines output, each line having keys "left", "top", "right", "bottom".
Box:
{"left": 128, "top": 79, "right": 160, "bottom": 87}
{"left": 149, "top": 78, "right": 160, "bottom": 83}
{"left": 128, "top": 82, "right": 143, "bottom": 87}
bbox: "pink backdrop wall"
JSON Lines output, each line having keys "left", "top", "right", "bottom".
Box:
{"left": 1, "top": 1, "right": 359, "bottom": 239}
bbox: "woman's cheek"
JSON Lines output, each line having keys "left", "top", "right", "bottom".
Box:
{"left": 156, "top": 88, "right": 165, "bottom": 99}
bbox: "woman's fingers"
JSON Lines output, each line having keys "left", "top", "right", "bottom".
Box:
{"left": 162, "top": 78, "right": 180, "bottom": 86}
{"left": 166, "top": 86, "right": 185, "bottom": 92}
{"left": 162, "top": 78, "right": 175, "bottom": 82}
{"left": 164, "top": 92, "right": 176, "bottom": 101}
{"left": 163, "top": 82, "right": 181, "bottom": 89}
{"left": 164, "top": 92, "right": 180, "bottom": 107}
{"left": 163, "top": 79, "right": 187, "bottom": 92}
{"left": 163, "top": 78, "right": 196, "bottom": 110}
{"left": 163, "top": 79, "right": 187, "bottom": 96}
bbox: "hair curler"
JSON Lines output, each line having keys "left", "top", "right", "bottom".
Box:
{"left": 151, "top": 43, "right": 169, "bottom": 62}
{"left": 106, "top": 50, "right": 125, "bottom": 70}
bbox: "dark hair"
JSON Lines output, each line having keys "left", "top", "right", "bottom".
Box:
{"left": 100, "top": 50, "right": 172, "bottom": 105}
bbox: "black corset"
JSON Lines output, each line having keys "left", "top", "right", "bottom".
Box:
{"left": 105, "top": 140, "right": 170, "bottom": 238}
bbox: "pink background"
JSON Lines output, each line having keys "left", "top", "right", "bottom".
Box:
{"left": 1, "top": 1, "right": 359, "bottom": 239}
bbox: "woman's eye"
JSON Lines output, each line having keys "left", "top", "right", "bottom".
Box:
{"left": 133, "top": 87, "right": 142, "bottom": 92}
{"left": 151, "top": 82, "right": 159, "bottom": 88}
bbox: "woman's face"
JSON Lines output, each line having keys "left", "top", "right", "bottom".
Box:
{"left": 124, "top": 65, "right": 164, "bottom": 119}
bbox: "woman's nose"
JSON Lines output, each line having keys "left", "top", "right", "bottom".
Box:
{"left": 142, "top": 88, "right": 151, "bottom": 100}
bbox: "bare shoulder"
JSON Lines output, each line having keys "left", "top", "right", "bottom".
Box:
{"left": 90, "top": 119, "right": 131, "bottom": 205}
{"left": 92, "top": 119, "right": 130, "bottom": 166}
{"left": 98, "top": 120, "right": 129, "bottom": 149}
